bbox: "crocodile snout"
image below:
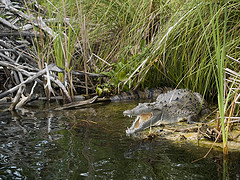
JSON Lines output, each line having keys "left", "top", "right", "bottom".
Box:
{"left": 123, "top": 110, "right": 133, "bottom": 117}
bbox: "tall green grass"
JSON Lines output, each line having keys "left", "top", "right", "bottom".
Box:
{"left": 39, "top": 0, "right": 240, "bottom": 111}
{"left": 40, "top": 0, "right": 85, "bottom": 97}
{"left": 39, "top": 0, "right": 240, "bottom": 95}
{"left": 196, "top": 0, "right": 228, "bottom": 154}
{"left": 131, "top": 1, "right": 239, "bottom": 97}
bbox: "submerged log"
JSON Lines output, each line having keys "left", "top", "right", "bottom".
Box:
{"left": 55, "top": 96, "right": 98, "bottom": 110}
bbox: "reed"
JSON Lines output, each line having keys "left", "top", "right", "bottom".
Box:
{"left": 208, "top": 0, "right": 228, "bottom": 154}
{"left": 134, "top": 1, "right": 239, "bottom": 96}
{"left": 196, "top": 0, "right": 240, "bottom": 154}
{"left": 41, "top": 0, "right": 84, "bottom": 97}
{"left": 39, "top": 1, "right": 240, "bottom": 114}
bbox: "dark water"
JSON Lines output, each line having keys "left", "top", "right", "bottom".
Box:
{"left": 0, "top": 101, "right": 240, "bottom": 179}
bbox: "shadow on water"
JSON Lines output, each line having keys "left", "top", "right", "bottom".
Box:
{"left": 0, "top": 101, "right": 240, "bottom": 179}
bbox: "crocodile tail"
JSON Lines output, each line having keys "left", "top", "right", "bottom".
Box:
{"left": 110, "top": 87, "right": 171, "bottom": 101}
{"left": 110, "top": 91, "right": 139, "bottom": 101}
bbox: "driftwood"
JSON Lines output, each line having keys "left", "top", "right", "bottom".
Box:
{"left": 9, "top": 84, "right": 25, "bottom": 110}
{"left": 55, "top": 96, "right": 98, "bottom": 111}
{"left": 0, "top": 0, "right": 107, "bottom": 110}
{"left": 0, "top": 0, "right": 44, "bottom": 108}
{"left": 9, "top": 81, "right": 38, "bottom": 110}
{"left": 0, "top": 0, "right": 56, "bottom": 37}
{"left": 39, "top": 95, "right": 85, "bottom": 101}
{"left": 0, "top": 64, "right": 55, "bottom": 99}
{"left": 15, "top": 81, "right": 38, "bottom": 109}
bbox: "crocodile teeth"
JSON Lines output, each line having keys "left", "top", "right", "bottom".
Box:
{"left": 124, "top": 114, "right": 133, "bottom": 118}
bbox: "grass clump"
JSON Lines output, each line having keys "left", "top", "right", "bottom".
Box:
{"left": 37, "top": 0, "right": 240, "bottom": 95}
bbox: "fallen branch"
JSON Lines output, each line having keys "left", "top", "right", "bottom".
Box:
{"left": 0, "top": 30, "right": 38, "bottom": 37}
{"left": 15, "top": 81, "right": 38, "bottom": 109}
{"left": 43, "top": 74, "right": 72, "bottom": 102}
{"left": 9, "top": 84, "right": 25, "bottom": 110}
{"left": 39, "top": 95, "right": 84, "bottom": 101}
{"left": 55, "top": 96, "right": 98, "bottom": 110}
{"left": 0, "top": 60, "right": 36, "bottom": 76}
{"left": 2, "top": 0, "right": 56, "bottom": 37}
{"left": 0, "top": 16, "right": 19, "bottom": 30}
{"left": 0, "top": 64, "right": 54, "bottom": 99}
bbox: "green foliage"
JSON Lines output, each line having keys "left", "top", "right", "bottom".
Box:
{"left": 102, "top": 61, "right": 130, "bottom": 89}
{"left": 197, "top": 0, "right": 231, "bottom": 154}
{"left": 96, "top": 83, "right": 110, "bottom": 96}
{"left": 41, "top": 0, "right": 82, "bottom": 82}
{"left": 39, "top": 0, "right": 240, "bottom": 99}
{"left": 96, "top": 85, "right": 103, "bottom": 96}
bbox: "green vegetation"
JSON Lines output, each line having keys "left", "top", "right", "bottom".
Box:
{"left": 196, "top": 0, "right": 229, "bottom": 154}
{"left": 37, "top": 0, "right": 239, "bottom": 95}
{"left": 36, "top": 0, "right": 240, "bottom": 153}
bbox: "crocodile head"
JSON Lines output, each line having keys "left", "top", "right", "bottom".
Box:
{"left": 124, "top": 102, "right": 163, "bottom": 135}
{"left": 123, "top": 103, "right": 154, "bottom": 117}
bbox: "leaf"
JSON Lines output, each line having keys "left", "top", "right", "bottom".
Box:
{"left": 96, "top": 86, "right": 103, "bottom": 96}
{"left": 117, "top": 71, "right": 128, "bottom": 82}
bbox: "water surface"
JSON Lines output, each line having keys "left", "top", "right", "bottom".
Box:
{"left": 0, "top": 101, "right": 239, "bottom": 179}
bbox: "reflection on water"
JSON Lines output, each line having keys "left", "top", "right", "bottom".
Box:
{"left": 0, "top": 101, "right": 240, "bottom": 179}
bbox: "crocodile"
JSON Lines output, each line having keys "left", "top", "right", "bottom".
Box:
{"left": 110, "top": 87, "right": 171, "bottom": 101}
{"left": 123, "top": 89, "right": 209, "bottom": 135}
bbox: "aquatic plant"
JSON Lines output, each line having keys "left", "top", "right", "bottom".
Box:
{"left": 196, "top": 0, "right": 228, "bottom": 154}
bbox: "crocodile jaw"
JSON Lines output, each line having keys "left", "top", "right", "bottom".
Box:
{"left": 123, "top": 103, "right": 154, "bottom": 117}
{"left": 126, "top": 112, "right": 154, "bottom": 135}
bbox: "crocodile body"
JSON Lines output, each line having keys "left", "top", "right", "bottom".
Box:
{"left": 123, "top": 89, "right": 209, "bottom": 135}
{"left": 110, "top": 87, "right": 171, "bottom": 101}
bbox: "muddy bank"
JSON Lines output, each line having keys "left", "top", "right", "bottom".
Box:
{"left": 127, "top": 122, "right": 240, "bottom": 152}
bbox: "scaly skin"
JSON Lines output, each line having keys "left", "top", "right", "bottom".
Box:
{"left": 124, "top": 89, "right": 209, "bottom": 135}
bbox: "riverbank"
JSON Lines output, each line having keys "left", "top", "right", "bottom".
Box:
{"left": 129, "top": 122, "right": 240, "bottom": 152}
